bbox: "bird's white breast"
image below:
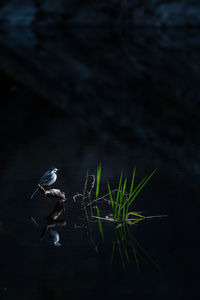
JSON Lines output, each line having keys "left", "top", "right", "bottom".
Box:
{"left": 47, "top": 172, "right": 57, "bottom": 186}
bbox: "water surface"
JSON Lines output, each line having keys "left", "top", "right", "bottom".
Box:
{"left": 0, "top": 27, "right": 199, "bottom": 300}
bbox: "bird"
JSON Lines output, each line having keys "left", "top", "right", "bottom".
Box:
{"left": 30, "top": 168, "right": 58, "bottom": 199}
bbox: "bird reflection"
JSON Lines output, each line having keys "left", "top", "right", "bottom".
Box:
{"left": 48, "top": 230, "right": 61, "bottom": 247}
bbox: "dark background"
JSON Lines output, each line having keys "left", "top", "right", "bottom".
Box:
{"left": 0, "top": 0, "right": 200, "bottom": 27}
{"left": 0, "top": 2, "right": 200, "bottom": 300}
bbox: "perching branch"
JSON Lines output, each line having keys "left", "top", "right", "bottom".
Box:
{"left": 38, "top": 184, "right": 66, "bottom": 200}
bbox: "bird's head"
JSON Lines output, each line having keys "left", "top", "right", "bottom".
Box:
{"left": 50, "top": 167, "right": 59, "bottom": 173}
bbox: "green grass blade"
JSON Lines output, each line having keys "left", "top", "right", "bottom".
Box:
{"left": 119, "top": 177, "right": 127, "bottom": 220}
{"left": 126, "top": 226, "right": 147, "bottom": 267}
{"left": 123, "top": 171, "right": 146, "bottom": 219}
{"left": 128, "top": 212, "right": 145, "bottom": 218}
{"left": 126, "top": 169, "right": 157, "bottom": 211}
{"left": 127, "top": 218, "right": 144, "bottom": 225}
{"left": 117, "top": 226, "right": 130, "bottom": 263}
{"left": 84, "top": 207, "right": 89, "bottom": 223}
{"left": 129, "top": 167, "right": 136, "bottom": 196}
{"left": 107, "top": 181, "right": 115, "bottom": 217}
{"left": 126, "top": 238, "right": 140, "bottom": 268}
{"left": 130, "top": 234, "right": 159, "bottom": 269}
{"left": 120, "top": 169, "right": 157, "bottom": 214}
{"left": 133, "top": 250, "right": 139, "bottom": 268}
{"left": 122, "top": 223, "right": 127, "bottom": 240}
{"left": 115, "top": 171, "right": 123, "bottom": 217}
{"left": 122, "top": 240, "right": 130, "bottom": 264}
{"left": 122, "top": 177, "right": 127, "bottom": 196}
{"left": 124, "top": 167, "right": 136, "bottom": 218}
{"left": 118, "top": 242, "right": 126, "bottom": 270}
{"left": 126, "top": 225, "right": 158, "bottom": 268}
{"left": 96, "top": 163, "right": 101, "bottom": 198}
{"left": 119, "top": 175, "right": 147, "bottom": 213}
{"left": 96, "top": 206, "right": 104, "bottom": 240}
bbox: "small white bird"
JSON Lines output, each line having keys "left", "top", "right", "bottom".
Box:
{"left": 49, "top": 230, "right": 61, "bottom": 247}
{"left": 30, "top": 167, "right": 58, "bottom": 199}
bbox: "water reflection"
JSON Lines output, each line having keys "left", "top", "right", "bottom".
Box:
{"left": 47, "top": 230, "right": 61, "bottom": 247}
{"left": 111, "top": 224, "right": 158, "bottom": 269}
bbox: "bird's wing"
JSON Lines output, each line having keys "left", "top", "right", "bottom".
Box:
{"left": 40, "top": 172, "right": 52, "bottom": 184}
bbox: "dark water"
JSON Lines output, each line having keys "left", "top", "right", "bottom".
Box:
{"left": 0, "top": 27, "right": 199, "bottom": 300}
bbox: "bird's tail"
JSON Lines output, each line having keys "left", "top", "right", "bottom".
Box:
{"left": 30, "top": 187, "right": 39, "bottom": 199}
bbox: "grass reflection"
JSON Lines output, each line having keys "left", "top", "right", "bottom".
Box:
{"left": 111, "top": 224, "right": 159, "bottom": 269}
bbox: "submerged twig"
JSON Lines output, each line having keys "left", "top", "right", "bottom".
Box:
{"left": 80, "top": 189, "right": 129, "bottom": 210}
{"left": 73, "top": 193, "right": 84, "bottom": 202}
{"left": 87, "top": 175, "right": 95, "bottom": 197}
{"left": 73, "top": 175, "right": 96, "bottom": 203}
{"left": 91, "top": 214, "right": 168, "bottom": 223}
{"left": 142, "top": 215, "right": 168, "bottom": 219}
